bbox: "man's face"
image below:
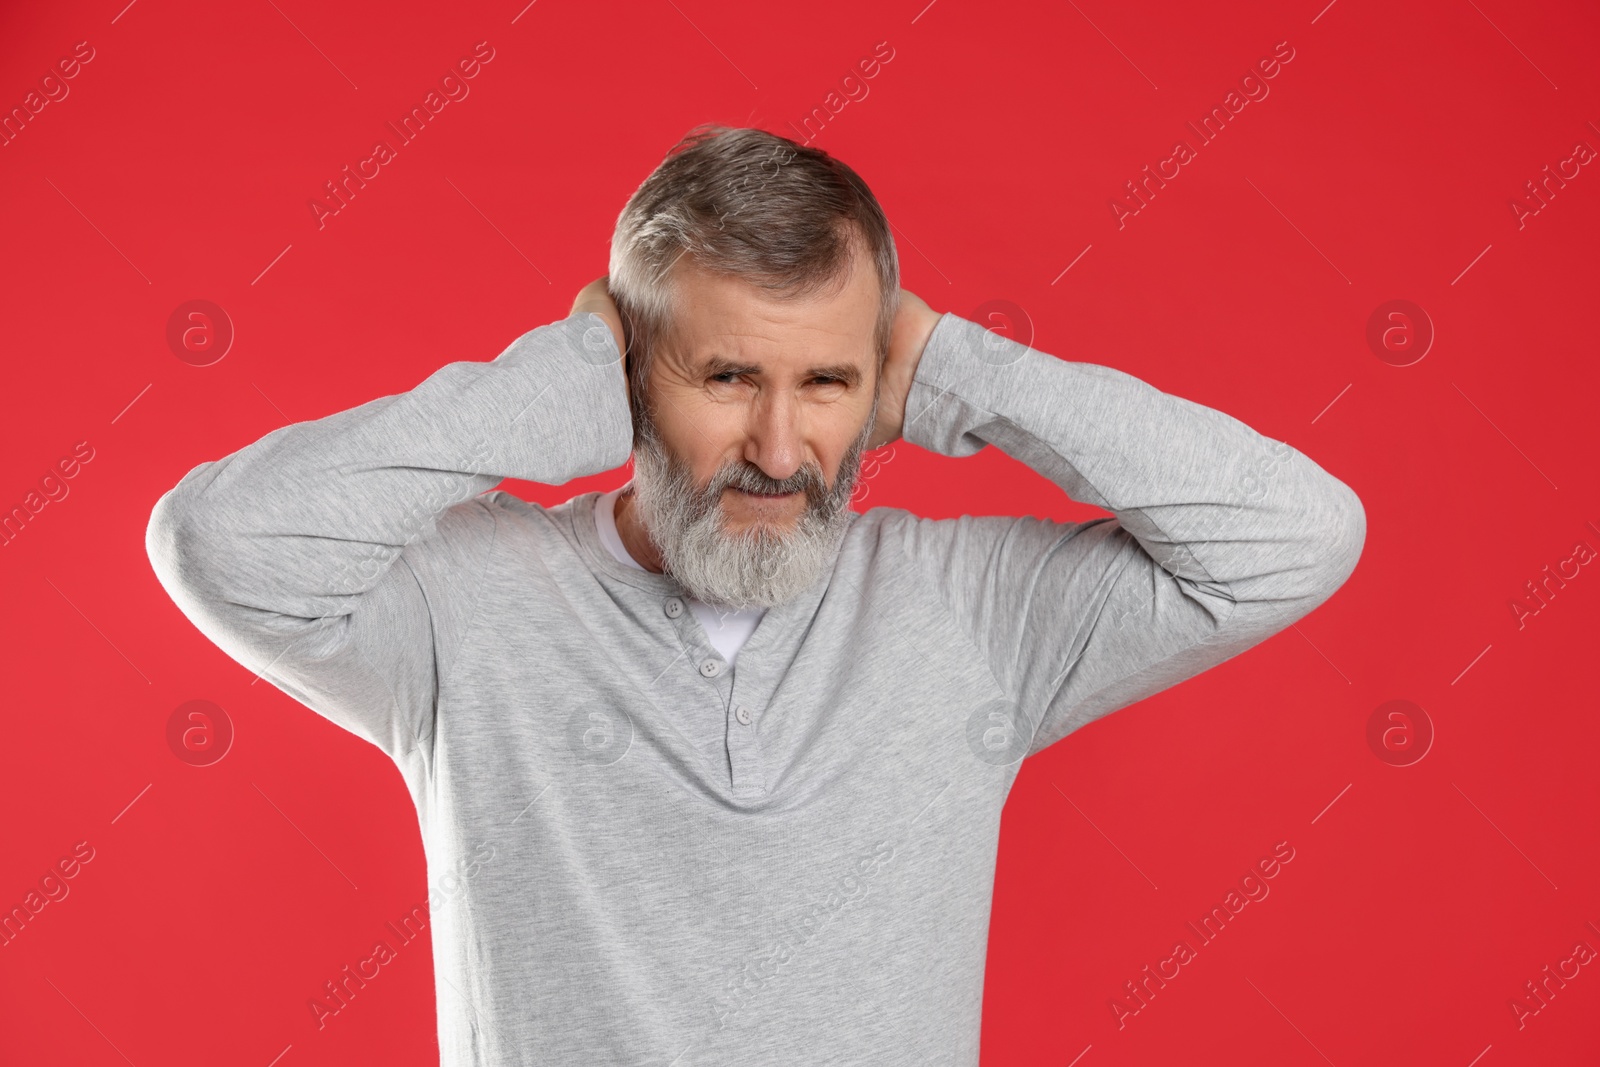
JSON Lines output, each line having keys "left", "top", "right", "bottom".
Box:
{"left": 627, "top": 247, "right": 883, "bottom": 610}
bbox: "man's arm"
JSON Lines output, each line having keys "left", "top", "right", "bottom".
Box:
{"left": 892, "top": 311, "right": 1365, "bottom": 758}
{"left": 145, "top": 310, "right": 632, "bottom": 760}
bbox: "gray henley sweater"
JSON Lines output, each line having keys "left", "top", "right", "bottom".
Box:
{"left": 145, "top": 309, "right": 1365, "bottom": 1066}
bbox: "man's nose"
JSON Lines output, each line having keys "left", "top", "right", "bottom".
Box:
{"left": 742, "top": 393, "right": 805, "bottom": 486}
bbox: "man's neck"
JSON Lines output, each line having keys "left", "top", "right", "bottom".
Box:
{"left": 613, "top": 487, "right": 666, "bottom": 574}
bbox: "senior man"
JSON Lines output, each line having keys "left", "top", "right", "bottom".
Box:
{"left": 146, "top": 124, "right": 1364, "bottom": 1066}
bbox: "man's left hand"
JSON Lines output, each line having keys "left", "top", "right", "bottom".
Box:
{"left": 868, "top": 289, "right": 941, "bottom": 451}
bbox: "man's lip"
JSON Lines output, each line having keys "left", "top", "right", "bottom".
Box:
{"left": 731, "top": 487, "right": 800, "bottom": 499}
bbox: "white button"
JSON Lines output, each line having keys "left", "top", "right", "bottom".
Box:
{"left": 699, "top": 658, "right": 721, "bottom": 677}
{"left": 664, "top": 597, "right": 684, "bottom": 618}
{"left": 735, "top": 706, "right": 752, "bottom": 726}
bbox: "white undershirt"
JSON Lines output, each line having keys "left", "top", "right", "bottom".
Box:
{"left": 595, "top": 484, "right": 766, "bottom": 668}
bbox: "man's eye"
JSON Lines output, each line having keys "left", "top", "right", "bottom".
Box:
{"left": 709, "top": 373, "right": 843, "bottom": 386}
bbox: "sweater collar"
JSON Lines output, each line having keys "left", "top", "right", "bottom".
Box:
{"left": 568, "top": 487, "right": 687, "bottom": 597}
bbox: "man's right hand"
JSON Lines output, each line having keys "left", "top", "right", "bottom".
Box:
{"left": 571, "top": 276, "right": 628, "bottom": 370}
{"left": 570, "top": 277, "right": 631, "bottom": 424}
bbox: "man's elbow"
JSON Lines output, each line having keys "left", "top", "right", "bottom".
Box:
{"left": 147, "top": 487, "right": 190, "bottom": 593}
{"left": 1313, "top": 478, "right": 1366, "bottom": 599}
{"left": 145, "top": 482, "right": 226, "bottom": 607}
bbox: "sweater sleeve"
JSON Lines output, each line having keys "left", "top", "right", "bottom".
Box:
{"left": 894, "top": 312, "right": 1366, "bottom": 759}
{"left": 145, "top": 312, "right": 633, "bottom": 761}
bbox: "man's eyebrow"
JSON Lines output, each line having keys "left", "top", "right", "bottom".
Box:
{"left": 698, "top": 354, "right": 863, "bottom": 387}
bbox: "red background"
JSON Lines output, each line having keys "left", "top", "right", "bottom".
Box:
{"left": 3, "top": 0, "right": 1598, "bottom": 1063}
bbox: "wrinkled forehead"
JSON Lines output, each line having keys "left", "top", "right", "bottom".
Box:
{"left": 659, "top": 259, "right": 881, "bottom": 373}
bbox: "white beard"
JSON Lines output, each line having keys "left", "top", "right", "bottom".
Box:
{"left": 626, "top": 394, "right": 879, "bottom": 611}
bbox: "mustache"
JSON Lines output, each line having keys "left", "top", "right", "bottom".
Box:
{"left": 717, "top": 463, "right": 822, "bottom": 497}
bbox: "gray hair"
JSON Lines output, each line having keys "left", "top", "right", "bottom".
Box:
{"left": 607, "top": 124, "right": 900, "bottom": 439}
